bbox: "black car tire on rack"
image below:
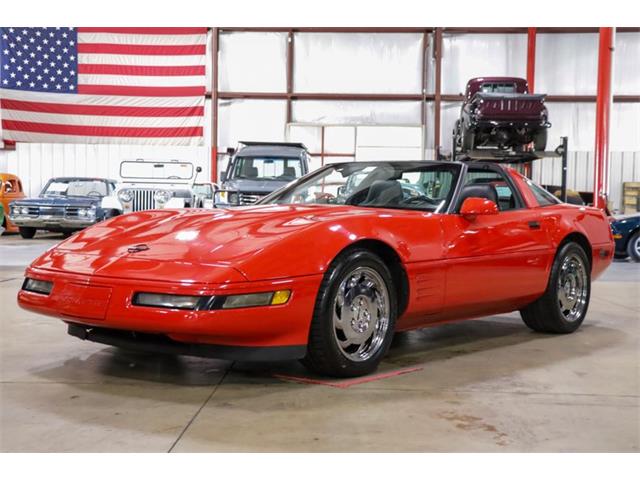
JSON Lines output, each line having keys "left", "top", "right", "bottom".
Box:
{"left": 533, "top": 129, "right": 548, "bottom": 151}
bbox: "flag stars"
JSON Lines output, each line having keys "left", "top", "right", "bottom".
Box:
{"left": 29, "top": 82, "right": 35, "bottom": 88}
{"left": 56, "top": 84, "right": 62, "bottom": 90}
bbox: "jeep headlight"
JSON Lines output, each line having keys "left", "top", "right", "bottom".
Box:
{"left": 154, "top": 190, "right": 171, "bottom": 205}
{"left": 118, "top": 189, "right": 133, "bottom": 203}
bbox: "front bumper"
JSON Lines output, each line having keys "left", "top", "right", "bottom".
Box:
{"left": 18, "top": 266, "right": 323, "bottom": 354}
{"left": 10, "top": 215, "right": 96, "bottom": 230}
{"left": 471, "top": 119, "right": 550, "bottom": 129}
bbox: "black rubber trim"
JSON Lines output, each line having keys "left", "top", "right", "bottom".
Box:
{"left": 67, "top": 323, "right": 306, "bottom": 362}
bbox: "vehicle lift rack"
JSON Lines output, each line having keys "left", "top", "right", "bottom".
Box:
{"left": 454, "top": 136, "right": 570, "bottom": 202}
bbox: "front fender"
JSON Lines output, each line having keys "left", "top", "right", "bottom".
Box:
{"left": 232, "top": 212, "right": 438, "bottom": 282}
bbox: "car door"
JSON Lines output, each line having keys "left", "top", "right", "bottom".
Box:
{"left": 440, "top": 164, "right": 553, "bottom": 318}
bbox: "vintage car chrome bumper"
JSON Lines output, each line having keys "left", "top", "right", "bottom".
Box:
{"left": 10, "top": 214, "right": 97, "bottom": 229}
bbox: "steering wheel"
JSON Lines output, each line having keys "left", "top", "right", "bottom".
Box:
{"left": 87, "top": 191, "right": 102, "bottom": 197}
{"left": 399, "top": 194, "right": 438, "bottom": 206}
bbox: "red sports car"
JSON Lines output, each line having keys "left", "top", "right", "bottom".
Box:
{"left": 18, "top": 161, "right": 614, "bottom": 377}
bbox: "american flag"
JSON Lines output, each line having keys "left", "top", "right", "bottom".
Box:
{"left": 0, "top": 27, "right": 206, "bottom": 146}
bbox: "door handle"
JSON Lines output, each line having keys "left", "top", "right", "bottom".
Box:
{"left": 528, "top": 221, "right": 541, "bottom": 230}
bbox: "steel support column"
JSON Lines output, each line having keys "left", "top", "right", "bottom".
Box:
{"left": 593, "top": 27, "right": 615, "bottom": 210}
{"left": 211, "top": 28, "right": 219, "bottom": 183}
{"left": 524, "top": 27, "right": 537, "bottom": 177}
{"left": 433, "top": 28, "right": 443, "bottom": 159}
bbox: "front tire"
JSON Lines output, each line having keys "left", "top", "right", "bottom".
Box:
{"left": 520, "top": 242, "right": 590, "bottom": 334}
{"left": 19, "top": 227, "right": 36, "bottom": 239}
{"left": 302, "top": 249, "right": 397, "bottom": 377}
{"left": 626, "top": 231, "right": 640, "bottom": 262}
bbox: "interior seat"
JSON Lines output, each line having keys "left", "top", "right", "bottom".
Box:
{"left": 361, "top": 180, "right": 403, "bottom": 206}
{"left": 456, "top": 184, "right": 498, "bottom": 211}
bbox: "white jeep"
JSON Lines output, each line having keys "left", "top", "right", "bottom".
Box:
{"left": 116, "top": 159, "right": 206, "bottom": 213}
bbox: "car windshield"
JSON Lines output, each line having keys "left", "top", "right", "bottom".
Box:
{"left": 260, "top": 162, "right": 461, "bottom": 213}
{"left": 193, "top": 184, "right": 213, "bottom": 198}
{"left": 42, "top": 179, "right": 108, "bottom": 197}
{"left": 479, "top": 82, "right": 518, "bottom": 93}
{"left": 231, "top": 156, "right": 302, "bottom": 181}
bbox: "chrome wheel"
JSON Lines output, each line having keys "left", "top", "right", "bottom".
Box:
{"left": 634, "top": 236, "right": 640, "bottom": 258}
{"left": 332, "top": 266, "right": 390, "bottom": 362}
{"left": 557, "top": 253, "right": 588, "bottom": 322}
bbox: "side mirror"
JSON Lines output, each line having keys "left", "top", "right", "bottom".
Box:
{"left": 196, "top": 166, "right": 202, "bottom": 173}
{"left": 220, "top": 170, "right": 227, "bottom": 182}
{"left": 226, "top": 147, "right": 236, "bottom": 156}
{"left": 460, "top": 197, "right": 499, "bottom": 220}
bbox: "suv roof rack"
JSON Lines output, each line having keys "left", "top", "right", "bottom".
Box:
{"left": 238, "top": 141, "right": 307, "bottom": 150}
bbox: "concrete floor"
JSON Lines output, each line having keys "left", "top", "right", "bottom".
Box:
{"left": 0, "top": 232, "right": 638, "bottom": 452}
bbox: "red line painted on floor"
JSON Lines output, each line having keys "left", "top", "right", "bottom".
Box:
{"left": 273, "top": 366, "right": 423, "bottom": 388}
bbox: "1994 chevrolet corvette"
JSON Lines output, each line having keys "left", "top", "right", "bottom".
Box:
{"left": 18, "top": 160, "right": 614, "bottom": 377}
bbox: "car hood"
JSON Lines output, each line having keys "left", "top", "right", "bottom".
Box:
{"left": 33, "top": 204, "right": 394, "bottom": 282}
{"left": 14, "top": 196, "right": 101, "bottom": 207}
{"left": 222, "top": 178, "right": 292, "bottom": 194}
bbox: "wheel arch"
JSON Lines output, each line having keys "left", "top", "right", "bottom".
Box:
{"left": 335, "top": 238, "right": 410, "bottom": 317}
{"left": 558, "top": 231, "right": 593, "bottom": 271}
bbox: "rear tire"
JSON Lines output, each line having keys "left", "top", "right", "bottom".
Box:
{"left": 461, "top": 125, "right": 475, "bottom": 152}
{"left": 520, "top": 242, "right": 590, "bottom": 334}
{"left": 19, "top": 227, "right": 36, "bottom": 239}
{"left": 626, "top": 231, "right": 640, "bottom": 262}
{"left": 302, "top": 248, "right": 397, "bottom": 377}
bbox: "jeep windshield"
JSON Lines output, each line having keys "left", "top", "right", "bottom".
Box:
{"left": 42, "top": 179, "right": 108, "bottom": 197}
{"left": 120, "top": 160, "right": 194, "bottom": 181}
{"left": 260, "top": 162, "right": 461, "bottom": 213}
{"left": 230, "top": 156, "right": 303, "bottom": 181}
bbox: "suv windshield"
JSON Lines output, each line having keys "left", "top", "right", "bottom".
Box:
{"left": 231, "top": 156, "right": 302, "bottom": 181}
{"left": 120, "top": 160, "right": 194, "bottom": 180}
{"left": 261, "top": 162, "right": 461, "bottom": 213}
{"left": 42, "top": 179, "right": 108, "bottom": 197}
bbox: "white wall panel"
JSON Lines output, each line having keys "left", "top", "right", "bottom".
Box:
{"left": 219, "top": 32, "right": 287, "bottom": 92}
{"left": 441, "top": 34, "right": 527, "bottom": 95}
{"left": 292, "top": 100, "right": 421, "bottom": 125}
{"left": 439, "top": 101, "right": 463, "bottom": 153}
{"left": 536, "top": 34, "right": 598, "bottom": 95}
{"left": 294, "top": 33, "right": 423, "bottom": 94}
{"left": 545, "top": 103, "right": 596, "bottom": 151}
{"left": 614, "top": 32, "right": 640, "bottom": 95}
{"left": 218, "top": 99, "right": 287, "bottom": 148}
{"left": 611, "top": 103, "right": 640, "bottom": 151}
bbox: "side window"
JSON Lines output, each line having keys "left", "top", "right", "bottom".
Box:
{"left": 526, "top": 179, "right": 561, "bottom": 206}
{"left": 5, "top": 180, "right": 17, "bottom": 194}
{"left": 463, "top": 168, "right": 520, "bottom": 211}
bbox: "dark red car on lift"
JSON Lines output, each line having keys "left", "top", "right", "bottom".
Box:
{"left": 453, "top": 77, "right": 551, "bottom": 154}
